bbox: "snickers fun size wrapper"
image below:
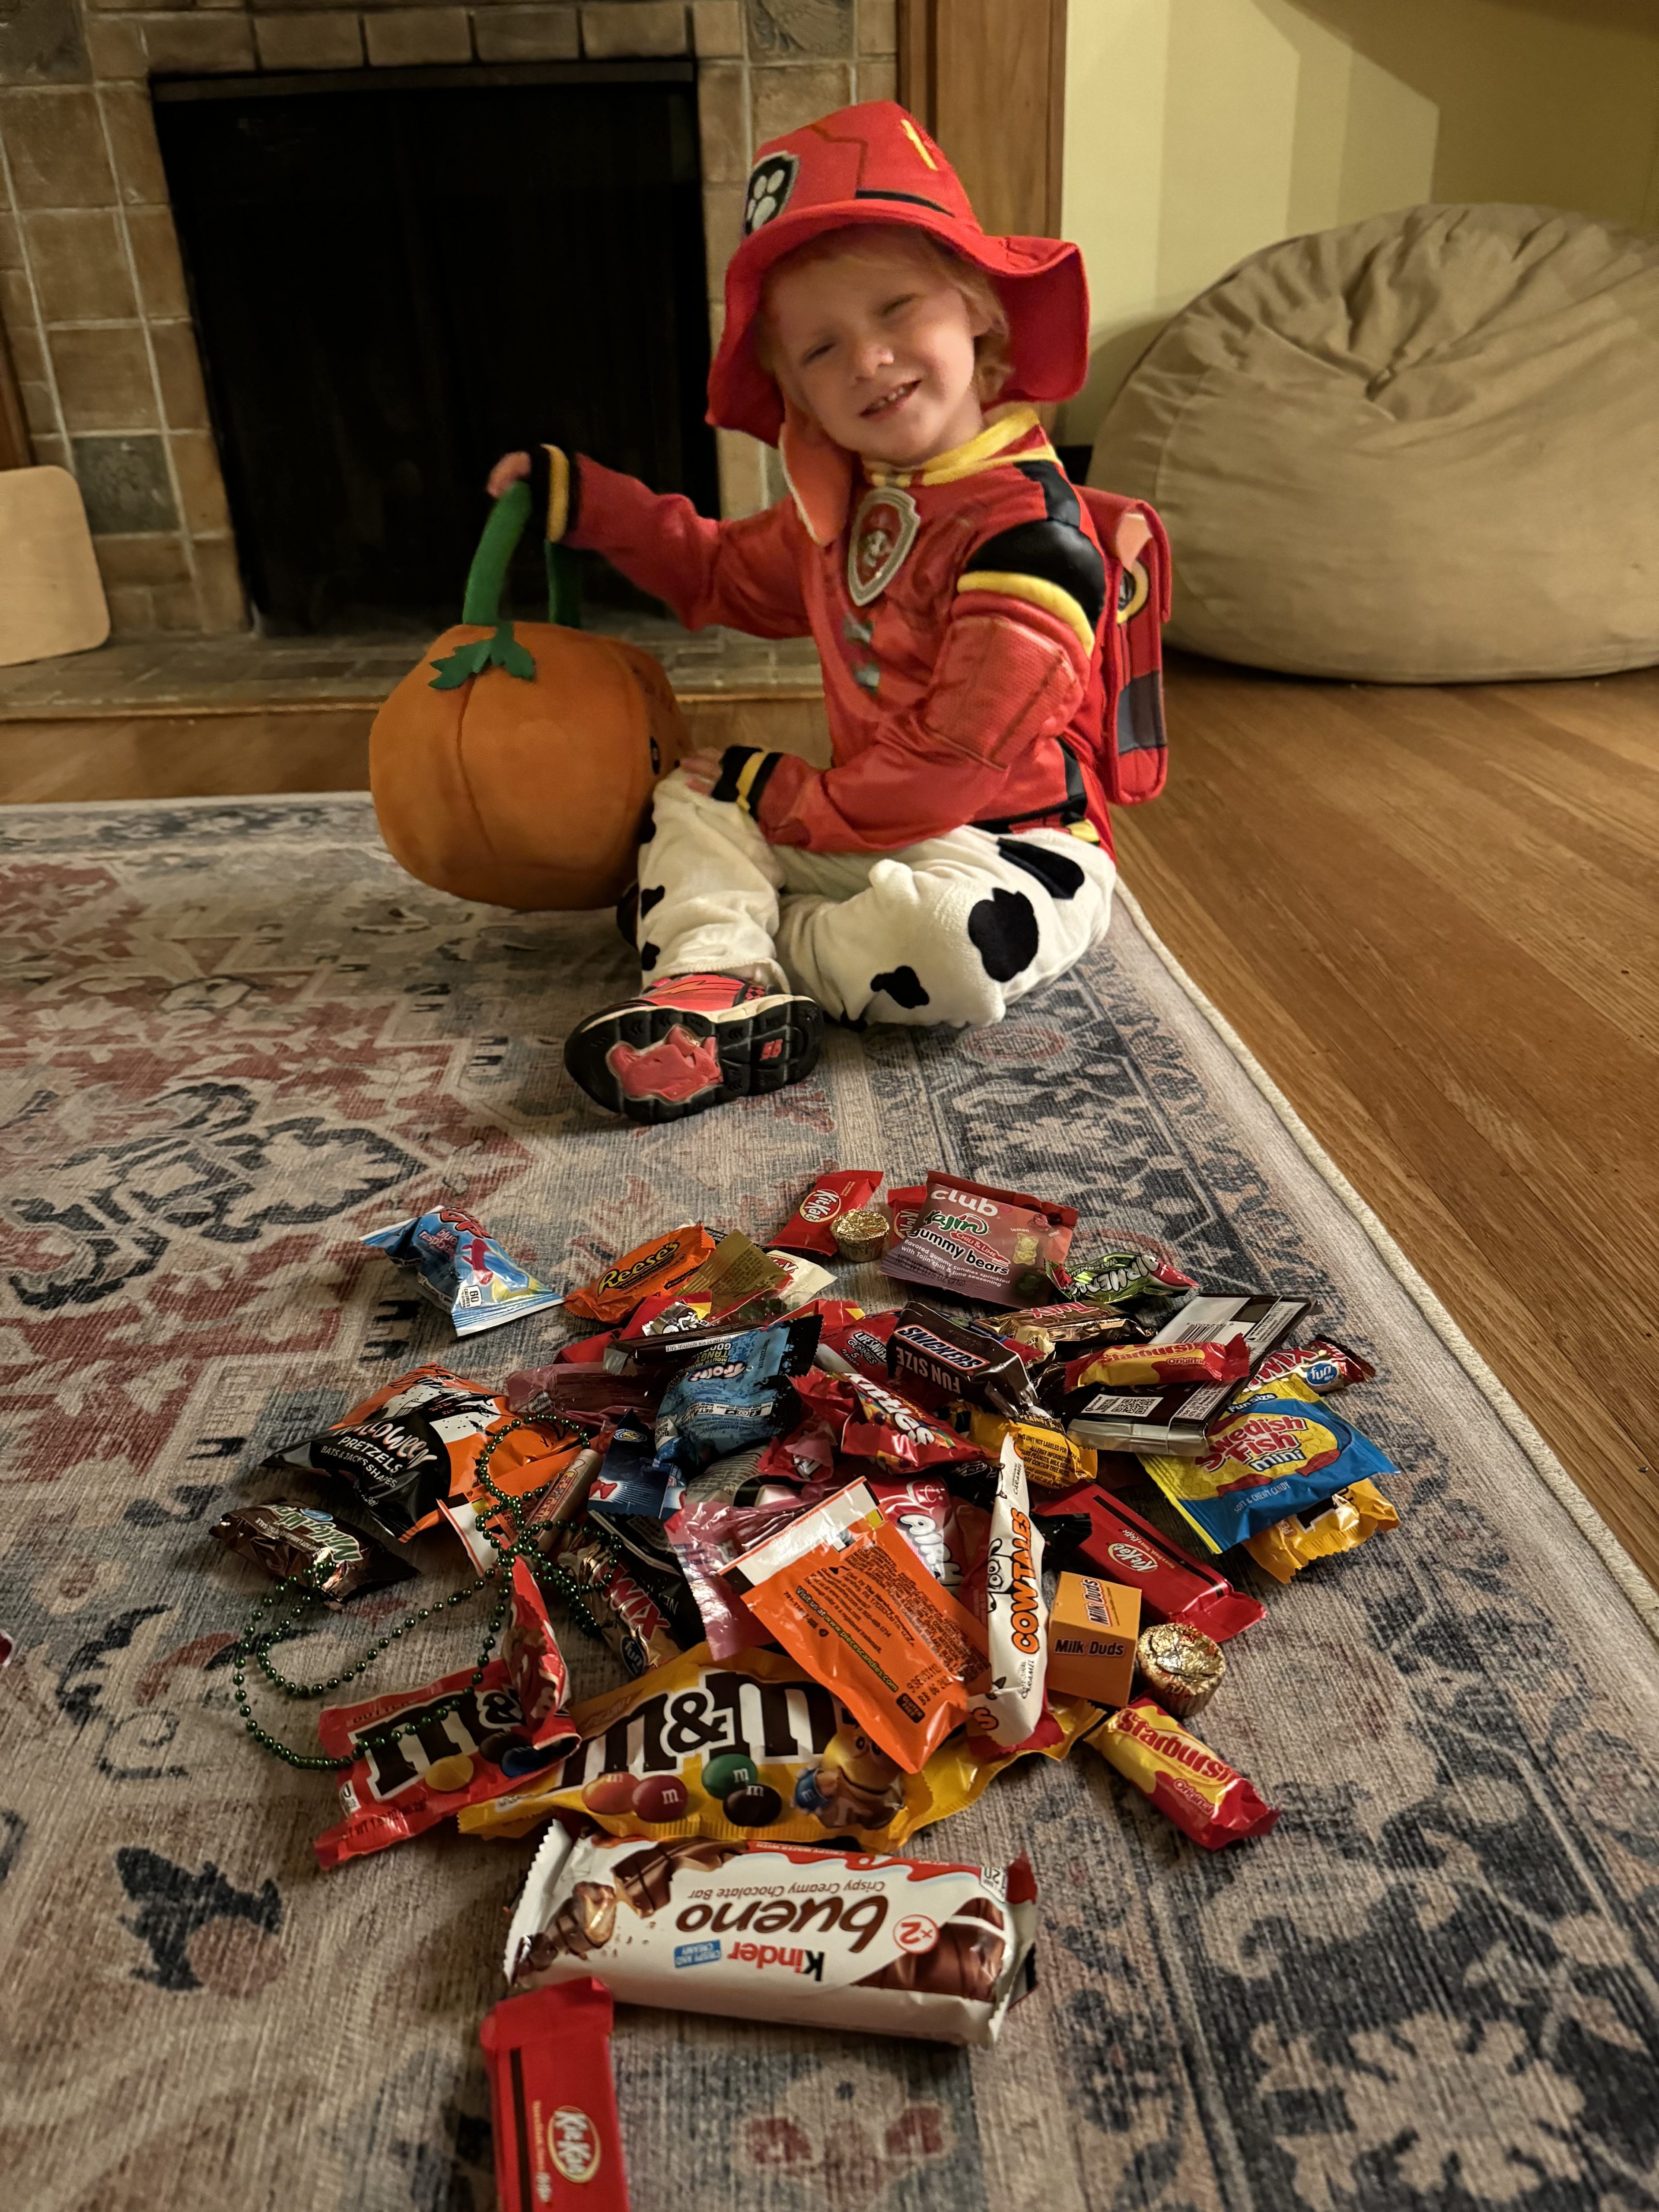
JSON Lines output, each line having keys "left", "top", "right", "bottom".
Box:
{"left": 506, "top": 1826, "right": 1038, "bottom": 2048}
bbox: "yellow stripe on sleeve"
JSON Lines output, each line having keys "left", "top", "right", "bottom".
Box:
{"left": 956, "top": 569, "right": 1096, "bottom": 654}
{"left": 732, "top": 750, "right": 768, "bottom": 812}
{"left": 544, "top": 445, "right": 570, "bottom": 543}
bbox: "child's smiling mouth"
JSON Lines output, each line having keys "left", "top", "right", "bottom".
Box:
{"left": 860, "top": 379, "right": 921, "bottom": 420}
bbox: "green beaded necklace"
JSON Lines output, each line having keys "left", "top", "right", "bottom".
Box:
{"left": 230, "top": 1415, "right": 609, "bottom": 1772}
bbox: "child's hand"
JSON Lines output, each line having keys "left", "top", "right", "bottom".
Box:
{"left": 487, "top": 451, "right": 532, "bottom": 499}
{"left": 678, "top": 749, "right": 726, "bottom": 795}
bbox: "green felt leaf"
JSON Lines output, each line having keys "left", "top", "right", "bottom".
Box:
{"left": 428, "top": 637, "right": 491, "bottom": 690}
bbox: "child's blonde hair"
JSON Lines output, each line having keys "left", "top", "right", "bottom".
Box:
{"left": 756, "top": 223, "right": 1013, "bottom": 407}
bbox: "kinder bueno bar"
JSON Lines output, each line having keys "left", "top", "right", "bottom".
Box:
{"left": 888, "top": 1300, "right": 1036, "bottom": 1411}
{"left": 1086, "top": 1698, "right": 1278, "bottom": 1849}
{"left": 506, "top": 1827, "right": 1038, "bottom": 2048}
{"left": 479, "top": 1980, "right": 631, "bottom": 2212}
{"left": 1033, "top": 1485, "right": 1265, "bottom": 1642}
{"left": 1067, "top": 1294, "right": 1310, "bottom": 1456}
{"left": 883, "top": 1174, "right": 1076, "bottom": 1308}
{"left": 772, "top": 1170, "right": 884, "bottom": 1258}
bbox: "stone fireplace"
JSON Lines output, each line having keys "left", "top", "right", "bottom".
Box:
{"left": 0, "top": 0, "right": 898, "bottom": 636}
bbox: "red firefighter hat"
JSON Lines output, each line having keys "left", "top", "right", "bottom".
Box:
{"left": 707, "top": 100, "right": 1090, "bottom": 445}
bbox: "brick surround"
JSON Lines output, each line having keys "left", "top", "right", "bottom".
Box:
{"left": 0, "top": 0, "right": 897, "bottom": 634}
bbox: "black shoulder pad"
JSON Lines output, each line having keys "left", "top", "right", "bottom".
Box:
{"left": 962, "top": 516, "right": 1107, "bottom": 638}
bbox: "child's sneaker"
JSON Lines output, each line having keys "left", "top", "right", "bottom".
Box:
{"left": 563, "top": 972, "right": 823, "bottom": 1124}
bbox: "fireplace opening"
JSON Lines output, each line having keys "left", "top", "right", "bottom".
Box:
{"left": 155, "top": 61, "right": 718, "bottom": 633}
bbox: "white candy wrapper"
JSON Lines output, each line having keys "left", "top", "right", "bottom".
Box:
{"left": 966, "top": 1432, "right": 1049, "bottom": 1752}
{"left": 504, "top": 1826, "right": 1038, "bottom": 2047}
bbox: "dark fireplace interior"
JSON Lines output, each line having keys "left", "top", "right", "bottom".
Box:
{"left": 155, "top": 61, "right": 718, "bottom": 634}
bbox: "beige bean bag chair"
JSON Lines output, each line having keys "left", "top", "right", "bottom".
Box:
{"left": 1089, "top": 204, "right": 1659, "bottom": 682}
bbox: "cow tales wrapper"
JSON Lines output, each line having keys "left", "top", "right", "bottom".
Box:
{"left": 506, "top": 1828, "right": 1038, "bottom": 2048}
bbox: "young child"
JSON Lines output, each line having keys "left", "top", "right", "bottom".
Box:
{"left": 489, "top": 101, "right": 1167, "bottom": 1125}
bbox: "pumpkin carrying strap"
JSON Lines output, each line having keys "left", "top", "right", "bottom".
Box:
{"left": 430, "top": 482, "right": 583, "bottom": 691}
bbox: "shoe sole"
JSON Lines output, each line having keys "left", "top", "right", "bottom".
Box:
{"left": 563, "top": 990, "right": 824, "bottom": 1125}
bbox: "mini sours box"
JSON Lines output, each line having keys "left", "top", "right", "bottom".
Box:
{"left": 1046, "top": 1573, "right": 1140, "bottom": 1707}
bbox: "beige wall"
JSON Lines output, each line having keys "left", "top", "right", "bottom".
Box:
{"left": 1059, "top": 0, "right": 1659, "bottom": 444}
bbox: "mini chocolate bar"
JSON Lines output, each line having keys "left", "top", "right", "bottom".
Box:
{"left": 888, "top": 1300, "right": 1037, "bottom": 1411}
{"left": 1067, "top": 1294, "right": 1311, "bottom": 1455}
{"left": 478, "top": 1980, "right": 631, "bottom": 2212}
{"left": 1033, "top": 1484, "right": 1265, "bottom": 1641}
{"left": 507, "top": 1828, "right": 1038, "bottom": 2048}
{"left": 210, "top": 1500, "right": 413, "bottom": 1606}
{"left": 1251, "top": 1337, "right": 1376, "bottom": 1393}
{"left": 772, "top": 1169, "right": 885, "bottom": 1258}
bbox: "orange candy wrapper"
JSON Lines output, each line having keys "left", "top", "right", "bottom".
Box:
{"left": 1086, "top": 1697, "right": 1278, "bottom": 1850}
{"left": 564, "top": 1226, "right": 716, "bottom": 1324}
{"left": 730, "top": 1479, "right": 989, "bottom": 1772}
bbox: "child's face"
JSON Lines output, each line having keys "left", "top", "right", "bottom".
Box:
{"left": 766, "top": 241, "right": 990, "bottom": 466}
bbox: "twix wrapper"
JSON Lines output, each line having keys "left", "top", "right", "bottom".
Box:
{"left": 1251, "top": 1337, "right": 1376, "bottom": 1394}
{"left": 1086, "top": 1698, "right": 1278, "bottom": 1850}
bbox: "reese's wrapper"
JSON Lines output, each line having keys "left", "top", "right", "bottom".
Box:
{"left": 272, "top": 1365, "right": 579, "bottom": 1545}
{"left": 507, "top": 1829, "right": 1038, "bottom": 2048}
{"left": 1242, "top": 1476, "right": 1399, "bottom": 1584}
{"left": 1141, "top": 1375, "right": 1401, "bottom": 1555}
{"left": 361, "top": 1207, "right": 563, "bottom": 1337}
{"left": 1086, "top": 1698, "right": 1278, "bottom": 1849}
{"left": 210, "top": 1501, "right": 413, "bottom": 1607}
{"left": 731, "top": 1479, "right": 989, "bottom": 1772}
{"left": 772, "top": 1169, "right": 885, "bottom": 1258}
{"left": 883, "top": 1173, "right": 1077, "bottom": 1307}
{"left": 1033, "top": 1485, "right": 1266, "bottom": 1641}
{"left": 315, "top": 1560, "right": 576, "bottom": 1867}
{"left": 564, "top": 1226, "right": 717, "bottom": 1324}
{"left": 459, "top": 1642, "right": 1097, "bottom": 1845}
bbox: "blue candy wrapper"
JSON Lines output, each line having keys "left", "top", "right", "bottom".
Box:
{"left": 587, "top": 1413, "right": 680, "bottom": 1520}
{"left": 363, "top": 1208, "right": 564, "bottom": 1338}
{"left": 1140, "top": 1375, "right": 1399, "bottom": 1554}
{"left": 612, "top": 1316, "right": 821, "bottom": 1522}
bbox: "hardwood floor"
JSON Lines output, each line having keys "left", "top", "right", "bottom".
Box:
{"left": 1115, "top": 653, "right": 1659, "bottom": 1589}
{"left": 3, "top": 660, "right": 1651, "bottom": 1584}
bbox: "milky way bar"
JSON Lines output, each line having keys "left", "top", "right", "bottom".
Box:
{"left": 888, "top": 1300, "right": 1035, "bottom": 1411}
{"left": 506, "top": 1828, "right": 1038, "bottom": 2048}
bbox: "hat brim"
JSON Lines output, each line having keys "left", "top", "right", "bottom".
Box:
{"left": 706, "top": 199, "right": 1091, "bottom": 446}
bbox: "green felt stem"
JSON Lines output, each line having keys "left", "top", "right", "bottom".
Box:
{"left": 546, "top": 540, "right": 583, "bottom": 629}
{"left": 461, "top": 480, "right": 531, "bottom": 626}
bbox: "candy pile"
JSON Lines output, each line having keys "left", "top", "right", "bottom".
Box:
{"left": 217, "top": 1180, "right": 1400, "bottom": 2207}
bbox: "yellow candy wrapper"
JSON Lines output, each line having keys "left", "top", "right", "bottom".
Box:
{"left": 968, "top": 1408, "right": 1097, "bottom": 1491}
{"left": 458, "top": 1642, "right": 1098, "bottom": 1848}
{"left": 1241, "top": 1477, "right": 1399, "bottom": 1585}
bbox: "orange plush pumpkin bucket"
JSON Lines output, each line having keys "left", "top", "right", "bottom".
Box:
{"left": 370, "top": 483, "right": 685, "bottom": 911}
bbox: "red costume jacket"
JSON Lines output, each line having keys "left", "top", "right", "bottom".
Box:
{"left": 540, "top": 406, "right": 1165, "bottom": 857}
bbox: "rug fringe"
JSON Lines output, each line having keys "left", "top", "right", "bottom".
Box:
{"left": 1115, "top": 884, "right": 1659, "bottom": 1646}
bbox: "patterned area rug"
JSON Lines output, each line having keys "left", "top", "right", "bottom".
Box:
{"left": 3, "top": 795, "right": 1657, "bottom": 2212}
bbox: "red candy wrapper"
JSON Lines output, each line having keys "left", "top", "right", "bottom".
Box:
{"left": 1087, "top": 1698, "right": 1279, "bottom": 1849}
{"left": 1034, "top": 1484, "right": 1265, "bottom": 1642}
{"left": 883, "top": 1184, "right": 929, "bottom": 1251}
{"left": 1063, "top": 1336, "right": 1251, "bottom": 1394}
{"left": 774, "top": 1365, "right": 981, "bottom": 1475}
{"left": 772, "top": 1169, "right": 885, "bottom": 1257}
{"left": 817, "top": 1306, "right": 899, "bottom": 1383}
{"left": 882, "top": 1173, "right": 1077, "bottom": 1307}
{"left": 315, "top": 1562, "right": 577, "bottom": 1868}
{"left": 1251, "top": 1337, "right": 1376, "bottom": 1393}
{"left": 480, "top": 1980, "right": 631, "bottom": 2212}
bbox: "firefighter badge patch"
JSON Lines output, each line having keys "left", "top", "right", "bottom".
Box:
{"left": 847, "top": 487, "right": 920, "bottom": 607}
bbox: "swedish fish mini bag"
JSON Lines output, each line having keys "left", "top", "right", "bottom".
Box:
{"left": 1140, "top": 1376, "right": 1399, "bottom": 1554}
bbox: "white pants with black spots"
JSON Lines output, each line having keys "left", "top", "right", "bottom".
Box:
{"left": 636, "top": 769, "right": 1115, "bottom": 1027}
